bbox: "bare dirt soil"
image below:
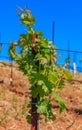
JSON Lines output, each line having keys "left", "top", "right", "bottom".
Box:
{"left": 0, "top": 62, "right": 81, "bottom": 130}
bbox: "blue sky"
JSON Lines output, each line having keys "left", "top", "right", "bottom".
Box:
{"left": 0, "top": 0, "right": 82, "bottom": 64}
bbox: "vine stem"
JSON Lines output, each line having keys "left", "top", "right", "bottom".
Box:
{"left": 31, "top": 96, "right": 40, "bottom": 130}
{"left": 31, "top": 34, "right": 40, "bottom": 130}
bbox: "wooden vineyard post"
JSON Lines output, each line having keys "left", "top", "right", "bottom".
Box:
{"left": 31, "top": 34, "right": 40, "bottom": 130}
{"left": 10, "top": 58, "right": 13, "bottom": 86}
{"left": 31, "top": 96, "right": 40, "bottom": 130}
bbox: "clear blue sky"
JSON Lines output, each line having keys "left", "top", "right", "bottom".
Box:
{"left": 0, "top": 0, "right": 82, "bottom": 51}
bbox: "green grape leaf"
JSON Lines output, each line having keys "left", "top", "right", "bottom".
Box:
{"left": 63, "top": 70, "right": 73, "bottom": 81}
{"left": 48, "top": 71, "right": 58, "bottom": 85}
{"left": 54, "top": 92, "right": 66, "bottom": 113}
{"left": 36, "top": 99, "right": 55, "bottom": 121}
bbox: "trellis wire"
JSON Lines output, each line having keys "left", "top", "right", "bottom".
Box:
{"left": 0, "top": 42, "right": 82, "bottom": 73}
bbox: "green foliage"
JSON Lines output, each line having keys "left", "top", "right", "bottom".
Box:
{"left": 63, "top": 70, "right": 73, "bottom": 81}
{"left": 9, "top": 7, "right": 72, "bottom": 123}
{"left": 21, "top": 12, "right": 35, "bottom": 27}
{"left": 65, "top": 56, "right": 71, "bottom": 63}
{"left": 54, "top": 92, "right": 66, "bottom": 113}
{"left": 36, "top": 98, "right": 56, "bottom": 122}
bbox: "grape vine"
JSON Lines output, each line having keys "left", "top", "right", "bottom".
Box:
{"left": 9, "top": 7, "right": 72, "bottom": 125}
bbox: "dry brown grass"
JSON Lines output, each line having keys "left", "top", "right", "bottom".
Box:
{"left": 0, "top": 62, "right": 81, "bottom": 130}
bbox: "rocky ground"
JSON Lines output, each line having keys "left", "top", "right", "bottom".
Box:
{"left": 0, "top": 62, "right": 81, "bottom": 130}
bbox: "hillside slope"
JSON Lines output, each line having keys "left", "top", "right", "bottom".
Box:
{"left": 0, "top": 62, "right": 81, "bottom": 130}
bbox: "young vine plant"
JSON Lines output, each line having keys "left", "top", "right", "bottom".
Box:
{"left": 9, "top": 7, "right": 72, "bottom": 122}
